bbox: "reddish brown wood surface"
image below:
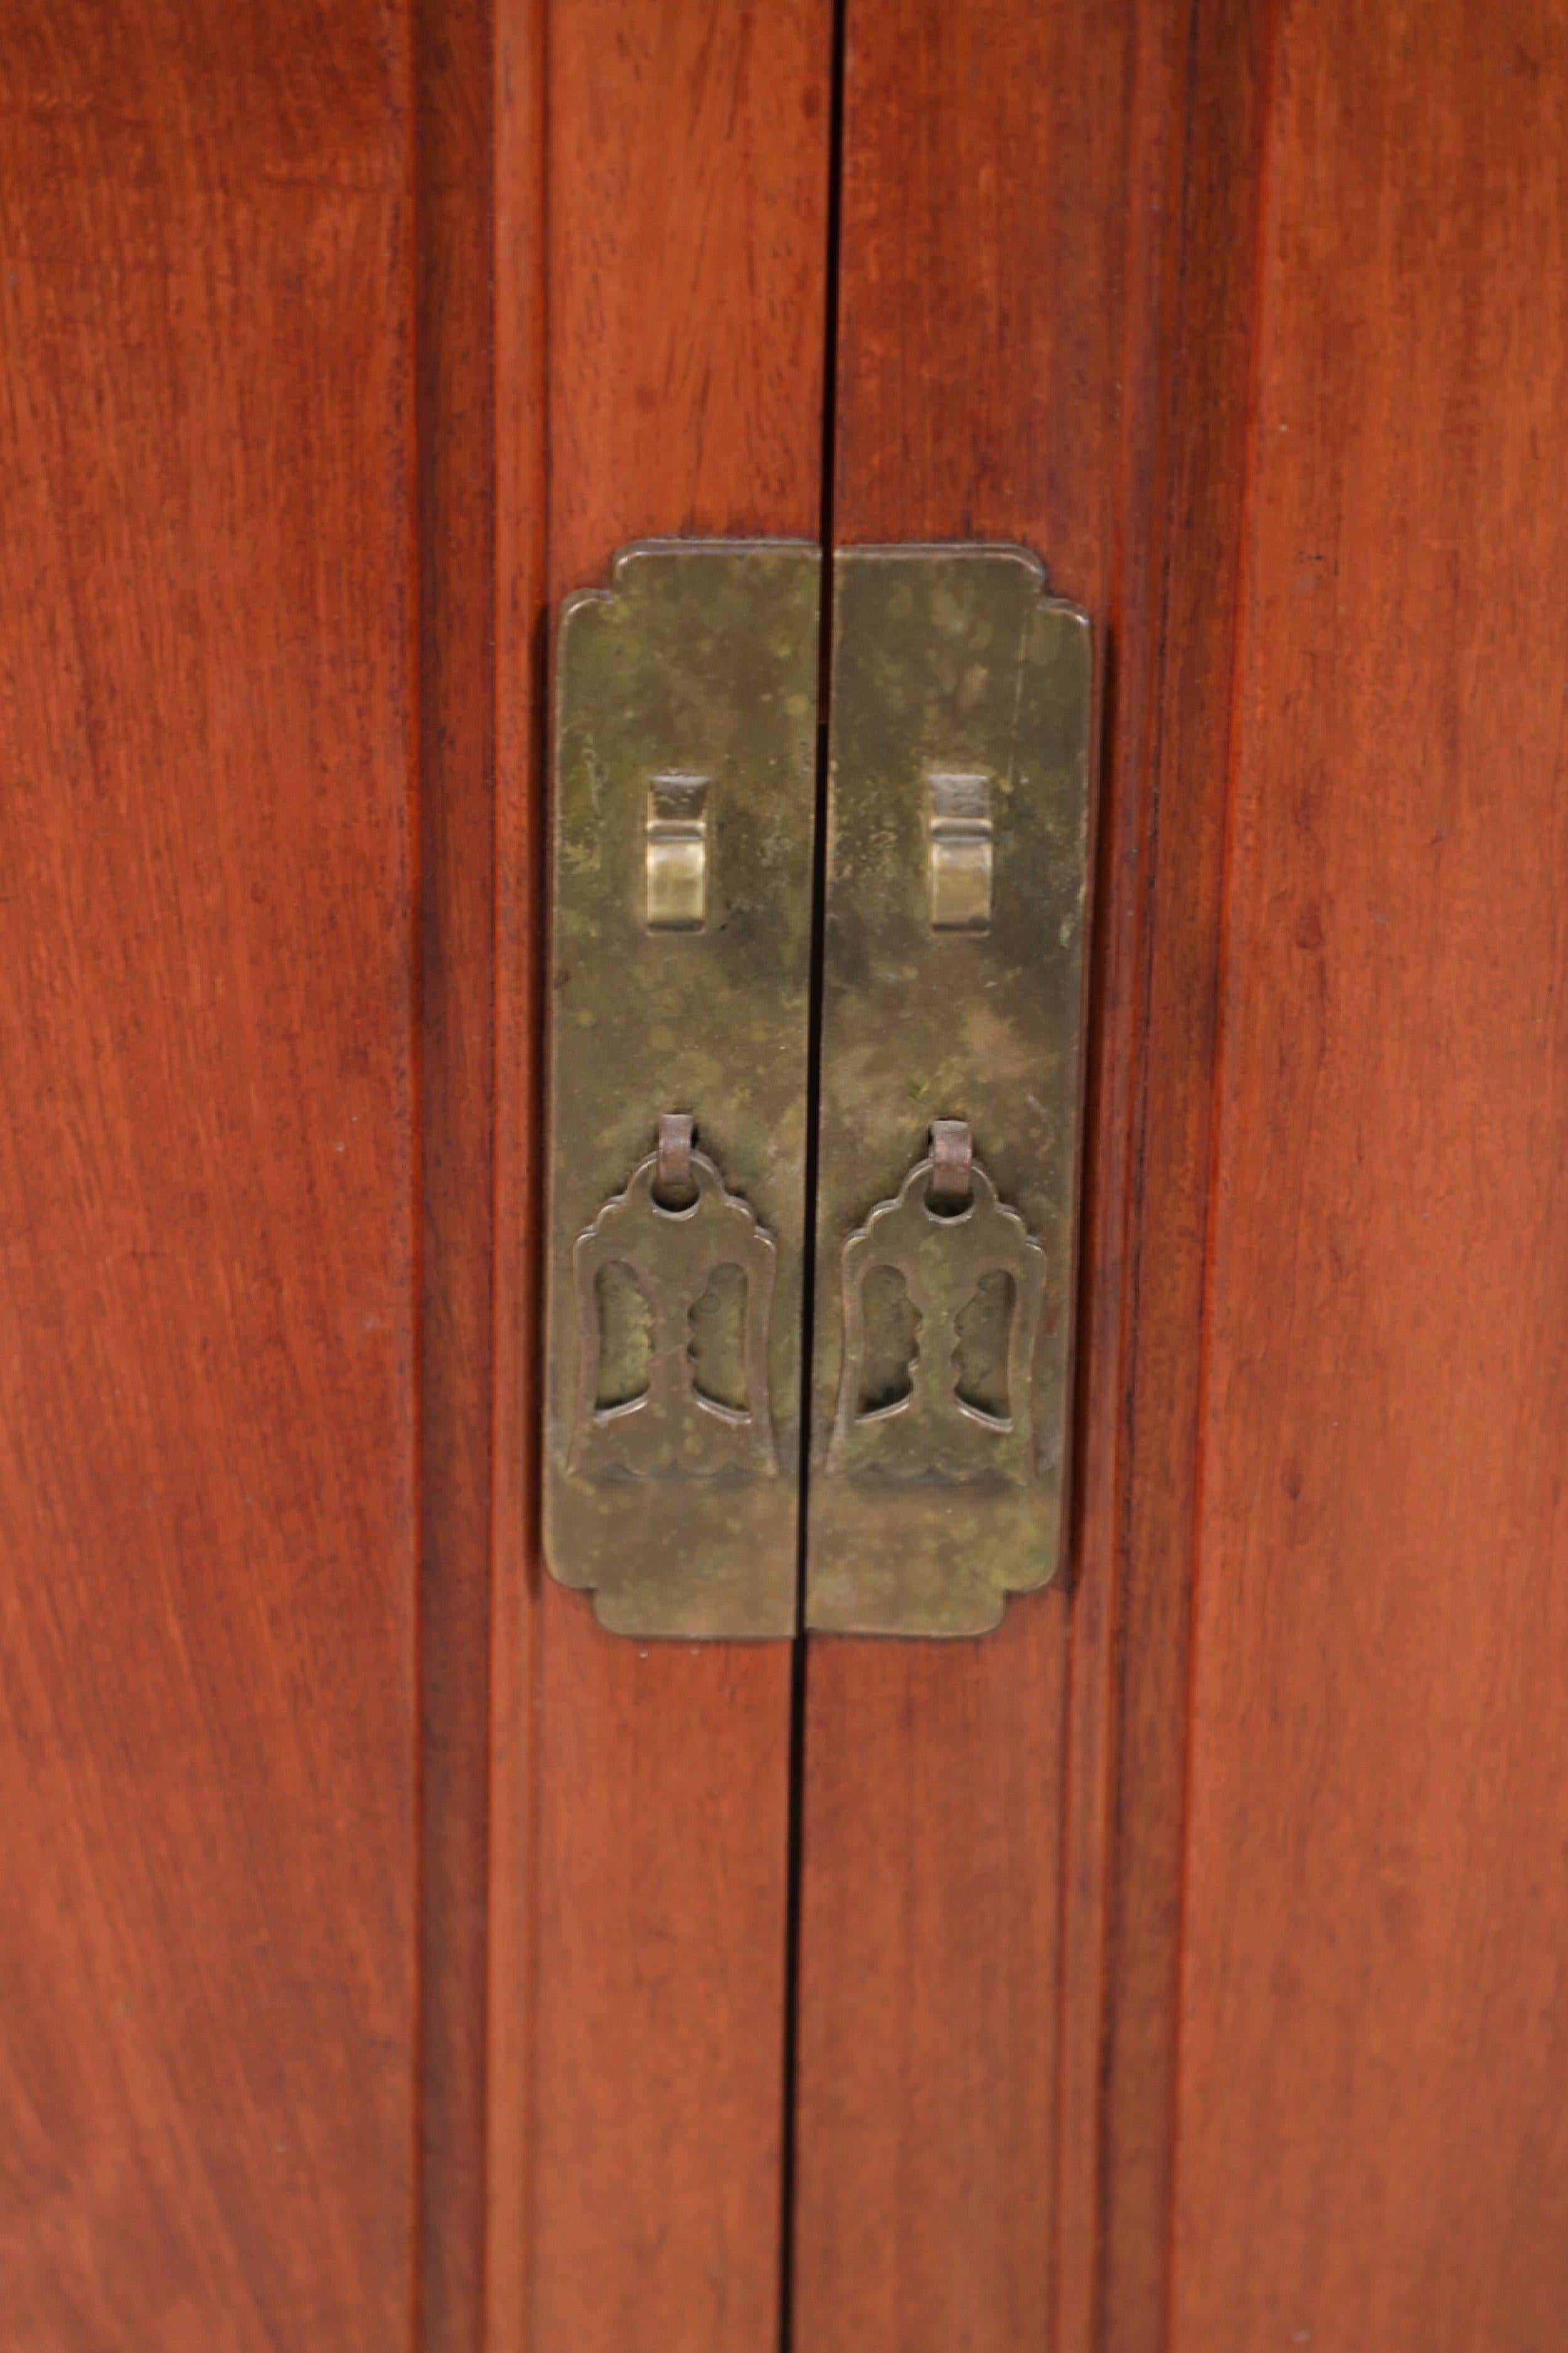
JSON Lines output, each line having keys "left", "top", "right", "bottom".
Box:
{"left": 1171, "top": 3, "right": 1568, "bottom": 2345}
{"left": 486, "top": 9, "right": 547, "bottom": 2349}
{"left": 415, "top": 1, "right": 496, "bottom": 2345}
{"left": 511, "top": 10, "right": 834, "bottom": 2352}
{"left": 793, "top": 6, "right": 1198, "bottom": 2347}
{"left": 11, "top": 11, "right": 1561, "bottom": 2345}
{"left": 1089, "top": 4, "right": 1277, "bottom": 2345}
{"left": 0, "top": 6, "right": 420, "bottom": 2346}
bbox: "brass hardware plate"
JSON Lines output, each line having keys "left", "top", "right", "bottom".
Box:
{"left": 806, "top": 546, "right": 1094, "bottom": 1636}
{"left": 543, "top": 541, "right": 820, "bottom": 1637}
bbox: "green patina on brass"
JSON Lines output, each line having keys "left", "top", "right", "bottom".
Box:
{"left": 544, "top": 541, "right": 820, "bottom": 1637}
{"left": 545, "top": 539, "right": 1089, "bottom": 1640}
{"left": 807, "top": 546, "right": 1094, "bottom": 1636}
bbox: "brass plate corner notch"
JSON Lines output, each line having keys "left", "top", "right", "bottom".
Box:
{"left": 543, "top": 540, "right": 821, "bottom": 1638}
{"left": 806, "top": 544, "right": 1094, "bottom": 1637}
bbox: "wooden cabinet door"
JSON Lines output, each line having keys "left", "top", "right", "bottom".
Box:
{"left": 4, "top": 6, "right": 1566, "bottom": 2353}
{"left": 0, "top": 6, "right": 833, "bottom": 2350}
{"left": 793, "top": 8, "right": 1568, "bottom": 2353}
{"left": 501, "top": 12, "right": 831, "bottom": 2349}
{"left": 0, "top": 9, "right": 424, "bottom": 2344}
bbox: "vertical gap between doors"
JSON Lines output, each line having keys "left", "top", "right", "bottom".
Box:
{"left": 779, "top": 3, "right": 848, "bottom": 2347}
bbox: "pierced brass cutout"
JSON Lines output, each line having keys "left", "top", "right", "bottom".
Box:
{"left": 830, "top": 1133, "right": 1047, "bottom": 1486}
{"left": 571, "top": 1128, "right": 778, "bottom": 1481}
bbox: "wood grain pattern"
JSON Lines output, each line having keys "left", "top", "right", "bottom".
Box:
{"left": 793, "top": 6, "right": 1192, "bottom": 2347}
{"left": 520, "top": 9, "right": 832, "bottom": 2351}
{"left": 1090, "top": 3, "right": 1276, "bottom": 2344}
{"left": 12, "top": 12, "right": 1558, "bottom": 2344}
{"left": 1172, "top": 3, "right": 1568, "bottom": 2345}
{"left": 415, "top": 0, "right": 496, "bottom": 2344}
{"left": 486, "top": 6, "right": 547, "bottom": 2348}
{"left": 0, "top": 6, "right": 419, "bottom": 2345}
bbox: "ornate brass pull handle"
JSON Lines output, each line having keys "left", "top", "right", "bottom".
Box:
{"left": 542, "top": 542, "right": 819, "bottom": 1639}
{"left": 808, "top": 547, "right": 1092, "bottom": 1636}
{"left": 543, "top": 541, "right": 1092, "bottom": 1638}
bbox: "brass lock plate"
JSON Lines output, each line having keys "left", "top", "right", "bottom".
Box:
{"left": 543, "top": 542, "right": 821, "bottom": 1637}
{"left": 806, "top": 546, "right": 1094, "bottom": 1635}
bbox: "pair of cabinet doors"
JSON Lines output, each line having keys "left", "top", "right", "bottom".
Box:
{"left": 3, "top": 4, "right": 1565, "bottom": 2351}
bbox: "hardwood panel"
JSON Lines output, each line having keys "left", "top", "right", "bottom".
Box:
{"left": 794, "top": 6, "right": 1193, "bottom": 2347}
{"left": 1092, "top": 3, "right": 1276, "bottom": 2344}
{"left": 486, "top": 7, "right": 546, "bottom": 2349}
{"left": 520, "top": 9, "right": 833, "bottom": 2351}
{"left": 1173, "top": 3, "right": 1568, "bottom": 2345}
{"left": 415, "top": 0, "right": 496, "bottom": 2344}
{"left": 0, "top": 7, "right": 419, "bottom": 2347}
